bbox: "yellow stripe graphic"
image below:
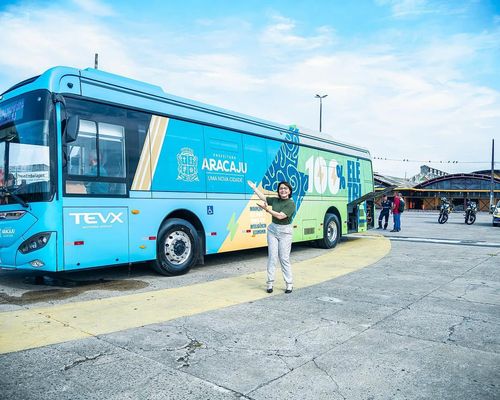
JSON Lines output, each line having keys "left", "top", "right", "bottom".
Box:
{"left": 131, "top": 116, "right": 169, "bottom": 190}
{"left": 150, "top": 116, "right": 169, "bottom": 179}
{"left": 131, "top": 131, "right": 150, "bottom": 190}
{"left": 0, "top": 234, "right": 390, "bottom": 354}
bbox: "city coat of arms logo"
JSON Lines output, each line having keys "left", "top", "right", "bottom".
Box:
{"left": 177, "top": 147, "right": 199, "bottom": 182}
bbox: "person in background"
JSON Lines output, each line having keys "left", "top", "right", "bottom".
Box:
{"left": 6, "top": 173, "right": 15, "bottom": 187}
{"left": 398, "top": 192, "right": 405, "bottom": 229}
{"left": 86, "top": 150, "right": 108, "bottom": 194}
{"left": 377, "top": 194, "right": 391, "bottom": 230}
{"left": 0, "top": 171, "right": 15, "bottom": 187}
{"left": 248, "top": 180, "right": 296, "bottom": 294}
{"left": 391, "top": 193, "right": 401, "bottom": 232}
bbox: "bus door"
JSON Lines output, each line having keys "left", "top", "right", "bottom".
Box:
{"left": 347, "top": 191, "right": 377, "bottom": 233}
{"left": 62, "top": 206, "right": 129, "bottom": 270}
{"left": 62, "top": 105, "right": 132, "bottom": 270}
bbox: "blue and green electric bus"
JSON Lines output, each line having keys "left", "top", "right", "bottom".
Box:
{"left": 0, "top": 66, "right": 374, "bottom": 275}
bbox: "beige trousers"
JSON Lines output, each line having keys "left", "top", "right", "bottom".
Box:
{"left": 266, "top": 223, "right": 293, "bottom": 286}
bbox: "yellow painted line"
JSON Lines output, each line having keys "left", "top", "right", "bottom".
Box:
{"left": 0, "top": 234, "right": 390, "bottom": 354}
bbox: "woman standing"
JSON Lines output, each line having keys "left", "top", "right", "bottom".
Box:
{"left": 248, "top": 180, "right": 296, "bottom": 294}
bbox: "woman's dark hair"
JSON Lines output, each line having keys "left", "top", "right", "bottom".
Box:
{"left": 277, "top": 181, "right": 293, "bottom": 198}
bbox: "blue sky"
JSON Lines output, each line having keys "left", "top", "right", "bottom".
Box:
{"left": 1, "top": 0, "right": 499, "bottom": 177}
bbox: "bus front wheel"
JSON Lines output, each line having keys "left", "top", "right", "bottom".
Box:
{"left": 317, "top": 213, "right": 340, "bottom": 249}
{"left": 153, "top": 219, "right": 199, "bottom": 276}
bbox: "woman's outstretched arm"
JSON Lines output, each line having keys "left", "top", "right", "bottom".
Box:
{"left": 247, "top": 180, "right": 268, "bottom": 203}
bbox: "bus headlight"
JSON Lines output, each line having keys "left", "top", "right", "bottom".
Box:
{"left": 19, "top": 232, "right": 52, "bottom": 254}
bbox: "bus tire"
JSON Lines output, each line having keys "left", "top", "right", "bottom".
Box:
{"left": 152, "top": 219, "right": 199, "bottom": 276}
{"left": 317, "top": 213, "right": 340, "bottom": 249}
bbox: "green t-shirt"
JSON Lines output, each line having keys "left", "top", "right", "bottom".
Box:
{"left": 266, "top": 197, "right": 296, "bottom": 225}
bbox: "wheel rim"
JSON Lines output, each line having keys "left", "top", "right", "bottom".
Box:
{"left": 164, "top": 230, "right": 192, "bottom": 265}
{"left": 438, "top": 213, "right": 444, "bottom": 223}
{"left": 327, "top": 220, "right": 338, "bottom": 243}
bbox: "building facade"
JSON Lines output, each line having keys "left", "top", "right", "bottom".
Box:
{"left": 375, "top": 169, "right": 500, "bottom": 212}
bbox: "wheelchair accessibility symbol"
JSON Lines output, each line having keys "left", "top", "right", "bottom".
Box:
{"left": 207, "top": 206, "right": 214, "bottom": 215}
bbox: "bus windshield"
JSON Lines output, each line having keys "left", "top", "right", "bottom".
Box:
{"left": 0, "top": 90, "right": 54, "bottom": 204}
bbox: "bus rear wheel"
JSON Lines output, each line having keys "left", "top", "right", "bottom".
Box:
{"left": 317, "top": 213, "right": 340, "bottom": 249}
{"left": 153, "top": 219, "right": 199, "bottom": 276}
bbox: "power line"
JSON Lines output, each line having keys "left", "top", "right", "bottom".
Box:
{"left": 372, "top": 157, "right": 498, "bottom": 165}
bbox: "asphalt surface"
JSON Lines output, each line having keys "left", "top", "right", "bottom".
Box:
{"left": 0, "top": 211, "right": 499, "bottom": 400}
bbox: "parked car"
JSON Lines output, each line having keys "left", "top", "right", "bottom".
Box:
{"left": 493, "top": 201, "right": 500, "bottom": 227}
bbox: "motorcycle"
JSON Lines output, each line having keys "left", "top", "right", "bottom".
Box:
{"left": 464, "top": 201, "right": 477, "bottom": 225}
{"left": 438, "top": 199, "right": 452, "bottom": 224}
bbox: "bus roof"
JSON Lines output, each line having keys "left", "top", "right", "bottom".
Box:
{"left": 1, "top": 66, "right": 371, "bottom": 159}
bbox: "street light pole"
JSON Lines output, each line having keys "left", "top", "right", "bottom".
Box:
{"left": 490, "top": 138, "right": 495, "bottom": 212}
{"left": 315, "top": 94, "right": 327, "bottom": 132}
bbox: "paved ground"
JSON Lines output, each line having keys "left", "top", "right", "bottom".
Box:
{"left": 0, "top": 211, "right": 499, "bottom": 399}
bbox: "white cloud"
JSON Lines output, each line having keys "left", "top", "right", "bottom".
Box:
{"left": 72, "top": 0, "right": 115, "bottom": 16}
{"left": 0, "top": 4, "right": 138, "bottom": 86}
{"left": 0, "top": 3, "right": 498, "bottom": 177}
{"left": 375, "top": 0, "right": 429, "bottom": 17}
{"left": 375, "top": 0, "right": 471, "bottom": 19}
{"left": 139, "top": 53, "right": 265, "bottom": 96}
{"left": 259, "top": 15, "right": 334, "bottom": 51}
{"left": 247, "top": 44, "right": 499, "bottom": 176}
{"left": 192, "top": 17, "right": 253, "bottom": 50}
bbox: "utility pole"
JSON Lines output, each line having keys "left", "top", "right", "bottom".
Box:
{"left": 315, "top": 94, "right": 327, "bottom": 132}
{"left": 490, "top": 138, "right": 495, "bottom": 212}
{"left": 94, "top": 53, "right": 99, "bottom": 69}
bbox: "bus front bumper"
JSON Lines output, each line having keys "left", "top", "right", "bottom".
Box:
{"left": 0, "top": 235, "right": 57, "bottom": 272}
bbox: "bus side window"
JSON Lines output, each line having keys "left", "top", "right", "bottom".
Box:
{"left": 64, "top": 98, "right": 150, "bottom": 197}
{"left": 99, "top": 122, "right": 125, "bottom": 179}
{"left": 65, "top": 118, "right": 127, "bottom": 195}
{"left": 98, "top": 122, "right": 126, "bottom": 195}
{"left": 68, "top": 146, "right": 82, "bottom": 175}
{"left": 66, "top": 119, "right": 98, "bottom": 194}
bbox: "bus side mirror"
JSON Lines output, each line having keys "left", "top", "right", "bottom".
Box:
{"left": 65, "top": 115, "right": 80, "bottom": 143}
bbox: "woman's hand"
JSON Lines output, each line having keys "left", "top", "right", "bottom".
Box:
{"left": 247, "top": 180, "right": 267, "bottom": 203}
